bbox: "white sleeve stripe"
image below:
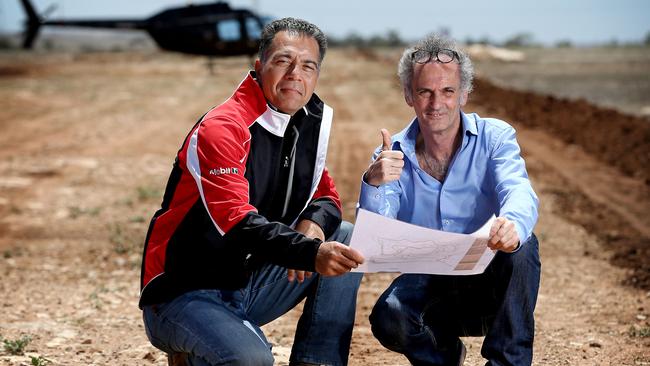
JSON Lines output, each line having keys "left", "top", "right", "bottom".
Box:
{"left": 187, "top": 126, "right": 226, "bottom": 236}
{"left": 293, "top": 103, "right": 333, "bottom": 226}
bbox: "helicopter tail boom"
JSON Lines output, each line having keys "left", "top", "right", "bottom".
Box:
{"left": 19, "top": 0, "right": 148, "bottom": 48}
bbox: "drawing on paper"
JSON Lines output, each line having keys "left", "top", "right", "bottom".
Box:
{"left": 369, "top": 236, "right": 490, "bottom": 271}
{"left": 349, "top": 209, "right": 496, "bottom": 275}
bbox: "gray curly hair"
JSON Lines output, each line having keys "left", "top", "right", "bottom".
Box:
{"left": 258, "top": 17, "right": 328, "bottom": 65}
{"left": 398, "top": 33, "right": 474, "bottom": 98}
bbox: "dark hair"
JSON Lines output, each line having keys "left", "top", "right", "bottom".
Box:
{"left": 258, "top": 17, "right": 327, "bottom": 64}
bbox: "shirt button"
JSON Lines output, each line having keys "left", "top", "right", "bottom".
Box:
{"left": 374, "top": 194, "right": 380, "bottom": 199}
{"left": 443, "top": 219, "right": 450, "bottom": 226}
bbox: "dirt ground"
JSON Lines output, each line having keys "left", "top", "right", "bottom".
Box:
{"left": 0, "top": 48, "right": 649, "bottom": 365}
{"left": 471, "top": 47, "right": 650, "bottom": 118}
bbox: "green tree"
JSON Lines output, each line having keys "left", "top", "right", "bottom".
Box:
{"left": 385, "top": 29, "right": 404, "bottom": 47}
{"left": 503, "top": 32, "right": 535, "bottom": 48}
{"left": 342, "top": 32, "right": 365, "bottom": 47}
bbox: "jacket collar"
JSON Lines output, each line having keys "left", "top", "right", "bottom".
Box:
{"left": 237, "top": 71, "right": 324, "bottom": 137}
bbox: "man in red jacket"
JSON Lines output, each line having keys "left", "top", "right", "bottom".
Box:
{"left": 140, "top": 17, "right": 364, "bottom": 366}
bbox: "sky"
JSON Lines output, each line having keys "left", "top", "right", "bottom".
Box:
{"left": 1, "top": 0, "right": 649, "bottom": 45}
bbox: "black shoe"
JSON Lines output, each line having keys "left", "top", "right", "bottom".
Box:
{"left": 168, "top": 353, "right": 189, "bottom": 366}
{"left": 457, "top": 342, "right": 466, "bottom": 366}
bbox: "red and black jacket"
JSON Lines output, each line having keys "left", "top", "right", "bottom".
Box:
{"left": 139, "top": 72, "right": 341, "bottom": 308}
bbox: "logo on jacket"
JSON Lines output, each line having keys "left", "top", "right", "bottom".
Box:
{"left": 209, "top": 167, "right": 240, "bottom": 176}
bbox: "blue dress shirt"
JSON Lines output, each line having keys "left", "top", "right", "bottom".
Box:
{"left": 358, "top": 112, "right": 539, "bottom": 245}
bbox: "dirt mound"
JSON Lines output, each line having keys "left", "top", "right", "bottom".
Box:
{"left": 469, "top": 78, "right": 650, "bottom": 290}
{"left": 527, "top": 157, "right": 650, "bottom": 290}
{"left": 0, "top": 65, "right": 33, "bottom": 78}
{"left": 472, "top": 78, "right": 650, "bottom": 184}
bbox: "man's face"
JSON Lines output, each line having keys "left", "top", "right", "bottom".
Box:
{"left": 406, "top": 61, "right": 468, "bottom": 134}
{"left": 255, "top": 31, "right": 320, "bottom": 116}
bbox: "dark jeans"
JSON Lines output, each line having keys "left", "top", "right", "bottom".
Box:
{"left": 370, "top": 234, "right": 541, "bottom": 366}
{"left": 143, "top": 221, "right": 363, "bottom": 366}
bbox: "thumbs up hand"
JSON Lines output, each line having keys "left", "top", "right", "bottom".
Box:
{"left": 364, "top": 129, "right": 405, "bottom": 187}
{"left": 381, "top": 128, "right": 393, "bottom": 151}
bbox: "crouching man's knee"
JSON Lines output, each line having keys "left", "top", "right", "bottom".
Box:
{"left": 369, "top": 296, "right": 413, "bottom": 352}
{"left": 499, "top": 233, "right": 540, "bottom": 273}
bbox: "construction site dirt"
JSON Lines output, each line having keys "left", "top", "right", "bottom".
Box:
{"left": 0, "top": 48, "right": 648, "bottom": 365}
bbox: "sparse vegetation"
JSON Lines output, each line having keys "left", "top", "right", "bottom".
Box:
{"left": 89, "top": 286, "right": 109, "bottom": 309}
{"left": 330, "top": 29, "right": 650, "bottom": 49}
{"left": 503, "top": 32, "right": 537, "bottom": 48}
{"left": 108, "top": 222, "right": 128, "bottom": 254}
{"left": 137, "top": 185, "right": 161, "bottom": 201}
{"left": 330, "top": 29, "right": 406, "bottom": 48}
{"left": 628, "top": 325, "right": 650, "bottom": 338}
{"left": 129, "top": 215, "right": 147, "bottom": 223}
{"left": 30, "top": 355, "right": 52, "bottom": 366}
{"left": 69, "top": 205, "right": 102, "bottom": 219}
{"left": 464, "top": 36, "right": 493, "bottom": 46}
{"left": 108, "top": 220, "right": 145, "bottom": 255}
{"left": 3, "top": 335, "right": 32, "bottom": 355}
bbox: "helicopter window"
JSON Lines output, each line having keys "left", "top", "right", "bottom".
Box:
{"left": 245, "top": 17, "right": 262, "bottom": 40}
{"left": 217, "top": 19, "right": 242, "bottom": 41}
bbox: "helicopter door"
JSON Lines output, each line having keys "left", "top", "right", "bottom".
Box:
{"left": 216, "top": 18, "right": 241, "bottom": 41}
{"left": 243, "top": 16, "right": 263, "bottom": 49}
{"left": 216, "top": 14, "right": 261, "bottom": 54}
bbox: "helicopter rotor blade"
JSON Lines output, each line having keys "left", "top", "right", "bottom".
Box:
{"left": 42, "top": 4, "right": 58, "bottom": 20}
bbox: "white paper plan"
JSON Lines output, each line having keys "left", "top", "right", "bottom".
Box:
{"left": 350, "top": 209, "right": 496, "bottom": 275}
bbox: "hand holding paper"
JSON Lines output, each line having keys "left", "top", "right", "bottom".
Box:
{"left": 350, "top": 209, "right": 496, "bottom": 275}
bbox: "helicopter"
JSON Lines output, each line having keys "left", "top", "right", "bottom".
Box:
{"left": 19, "top": 0, "right": 269, "bottom": 57}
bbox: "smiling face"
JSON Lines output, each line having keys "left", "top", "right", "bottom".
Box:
{"left": 406, "top": 61, "right": 468, "bottom": 135}
{"left": 255, "top": 31, "right": 320, "bottom": 116}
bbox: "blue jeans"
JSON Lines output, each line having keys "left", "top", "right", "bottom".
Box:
{"left": 143, "top": 221, "right": 363, "bottom": 366}
{"left": 370, "top": 234, "right": 541, "bottom": 366}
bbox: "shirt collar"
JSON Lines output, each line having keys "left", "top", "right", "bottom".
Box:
{"left": 462, "top": 111, "right": 478, "bottom": 137}
{"left": 460, "top": 111, "right": 478, "bottom": 150}
{"left": 266, "top": 100, "right": 309, "bottom": 117}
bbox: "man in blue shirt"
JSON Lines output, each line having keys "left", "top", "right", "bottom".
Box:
{"left": 358, "top": 33, "right": 541, "bottom": 365}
